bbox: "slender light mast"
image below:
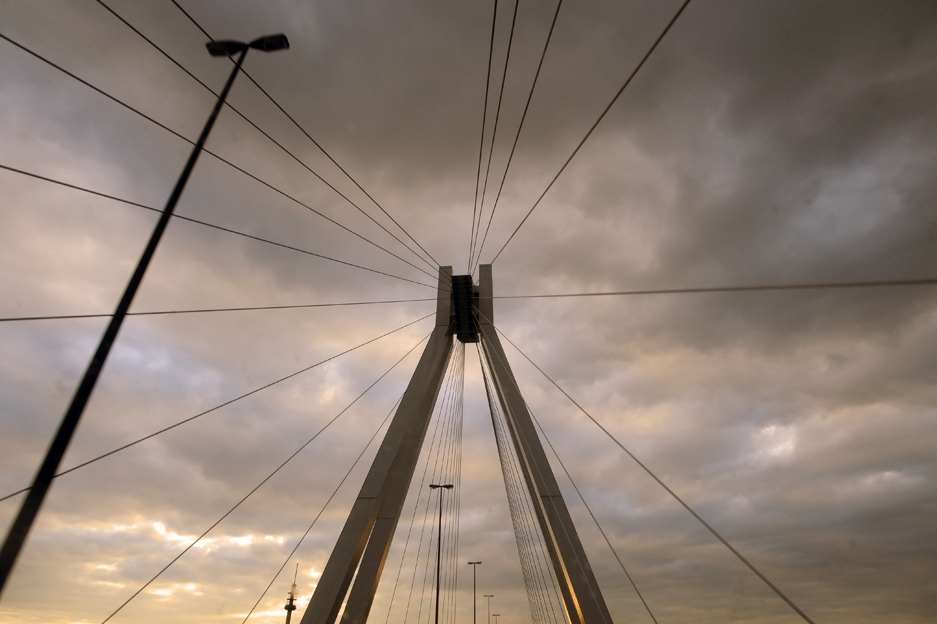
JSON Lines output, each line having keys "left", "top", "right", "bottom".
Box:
{"left": 284, "top": 564, "right": 298, "bottom": 624}
{"left": 468, "top": 561, "right": 482, "bottom": 624}
{"left": 430, "top": 484, "right": 454, "bottom": 624}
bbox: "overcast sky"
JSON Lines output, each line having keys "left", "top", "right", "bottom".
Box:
{"left": 1, "top": 1, "right": 936, "bottom": 623}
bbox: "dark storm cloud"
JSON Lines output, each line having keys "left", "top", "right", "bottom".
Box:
{"left": 1, "top": 0, "right": 936, "bottom": 623}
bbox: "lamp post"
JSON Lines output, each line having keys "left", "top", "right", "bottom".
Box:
{"left": 0, "top": 33, "right": 289, "bottom": 598}
{"left": 485, "top": 594, "right": 494, "bottom": 624}
{"left": 493, "top": 614, "right": 501, "bottom": 624}
{"left": 468, "top": 561, "right": 482, "bottom": 624}
{"left": 430, "top": 484, "right": 453, "bottom": 624}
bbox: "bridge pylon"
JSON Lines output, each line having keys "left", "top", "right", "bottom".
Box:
{"left": 299, "top": 265, "right": 611, "bottom": 624}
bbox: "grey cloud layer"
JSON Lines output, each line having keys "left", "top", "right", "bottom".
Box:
{"left": 1, "top": 0, "right": 935, "bottom": 623}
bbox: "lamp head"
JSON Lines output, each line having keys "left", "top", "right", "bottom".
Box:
{"left": 206, "top": 34, "right": 289, "bottom": 57}
{"left": 206, "top": 40, "right": 248, "bottom": 57}
{"left": 250, "top": 33, "right": 290, "bottom": 52}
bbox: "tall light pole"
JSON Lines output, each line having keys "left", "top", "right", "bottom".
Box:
{"left": 485, "top": 594, "right": 494, "bottom": 624}
{"left": 493, "top": 614, "right": 501, "bottom": 624}
{"left": 430, "top": 484, "right": 453, "bottom": 624}
{"left": 0, "top": 32, "right": 289, "bottom": 598}
{"left": 468, "top": 561, "right": 482, "bottom": 624}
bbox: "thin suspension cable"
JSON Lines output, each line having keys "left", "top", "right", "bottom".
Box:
{"left": 433, "top": 345, "right": 462, "bottom": 624}
{"left": 481, "top": 355, "right": 558, "bottom": 624}
{"left": 529, "top": 406, "right": 657, "bottom": 624}
{"left": 99, "top": 331, "right": 431, "bottom": 624}
{"left": 450, "top": 343, "right": 465, "bottom": 624}
{"left": 393, "top": 373, "right": 451, "bottom": 624}
{"left": 242, "top": 64, "right": 441, "bottom": 270}
{"left": 435, "top": 346, "right": 463, "bottom": 624}
{"left": 0, "top": 313, "right": 433, "bottom": 504}
{"left": 493, "top": 325, "right": 817, "bottom": 624}
{"left": 97, "top": 0, "right": 437, "bottom": 274}
{"left": 385, "top": 340, "right": 461, "bottom": 624}
{"left": 484, "top": 370, "right": 546, "bottom": 623}
{"left": 413, "top": 346, "right": 461, "bottom": 624}
{"left": 477, "top": 347, "right": 565, "bottom": 624}
{"left": 468, "top": 0, "right": 500, "bottom": 273}
{"left": 0, "top": 163, "right": 436, "bottom": 289}
{"left": 490, "top": 0, "right": 693, "bottom": 264}
{"left": 240, "top": 395, "right": 402, "bottom": 624}
{"left": 472, "top": 0, "right": 564, "bottom": 273}
{"left": 168, "top": 0, "right": 211, "bottom": 39}
{"left": 439, "top": 342, "right": 464, "bottom": 624}
{"left": 473, "top": 0, "right": 520, "bottom": 267}
{"left": 489, "top": 278, "right": 937, "bottom": 298}
{"left": 0, "top": 299, "right": 434, "bottom": 323}
{"left": 0, "top": 33, "right": 437, "bottom": 281}
{"left": 477, "top": 321, "right": 608, "bottom": 624}
{"left": 170, "top": 0, "right": 440, "bottom": 270}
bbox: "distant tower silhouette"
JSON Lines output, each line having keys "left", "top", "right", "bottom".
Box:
{"left": 284, "top": 564, "right": 298, "bottom": 624}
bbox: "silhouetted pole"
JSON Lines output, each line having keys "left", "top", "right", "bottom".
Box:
{"left": 0, "top": 33, "right": 288, "bottom": 599}
{"left": 468, "top": 561, "right": 482, "bottom": 624}
{"left": 485, "top": 594, "right": 494, "bottom": 624}
{"left": 430, "top": 484, "right": 453, "bottom": 624}
{"left": 285, "top": 563, "right": 299, "bottom": 624}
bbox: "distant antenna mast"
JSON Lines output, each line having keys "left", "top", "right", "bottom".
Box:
{"left": 285, "top": 564, "right": 299, "bottom": 624}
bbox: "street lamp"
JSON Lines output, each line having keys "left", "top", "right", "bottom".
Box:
{"left": 0, "top": 32, "right": 289, "bottom": 598}
{"left": 485, "top": 594, "right": 494, "bottom": 624}
{"left": 429, "top": 484, "right": 454, "bottom": 624}
{"left": 493, "top": 614, "right": 501, "bottom": 624}
{"left": 468, "top": 561, "right": 482, "bottom": 624}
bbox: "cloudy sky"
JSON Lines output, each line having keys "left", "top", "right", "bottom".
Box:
{"left": 1, "top": 0, "right": 936, "bottom": 623}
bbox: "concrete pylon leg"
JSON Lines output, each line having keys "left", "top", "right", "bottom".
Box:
{"left": 300, "top": 267, "right": 454, "bottom": 624}
{"left": 477, "top": 264, "right": 613, "bottom": 624}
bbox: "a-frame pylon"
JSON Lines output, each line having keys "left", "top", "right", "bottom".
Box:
{"left": 300, "top": 265, "right": 611, "bottom": 624}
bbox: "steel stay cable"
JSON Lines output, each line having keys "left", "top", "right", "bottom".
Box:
{"left": 473, "top": 0, "right": 520, "bottom": 269}
{"left": 398, "top": 341, "right": 460, "bottom": 624}
{"left": 440, "top": 343, "right": 464, "bottom": 624}
{"left": 528, "top": 406, "right": 658, "bottom": 624}
{"left": 239, "top": 65, "right": 441, "bottom": 271}
{"left": 491, "top": 323, "right": 817, "bottom": 624}
{"left": 478, "top": 351, "right": 533, "bottom": 620}
{"left": 477, "top": 347, "right": 563, "bottom": 624}
{"left": 472, "top": 0, "right": 564, "bottom": 273}
{"left": 488, "top": 381, "right": 546, "bottom": 624}
{"left": 449, "top": 343, "right": 465, "bottom": 624}
{"left": 168, "top": 0, "right": 439, "bottom": 270}
{"left": 99, "top": 330, "right": 432, "bottom": 623}
{"left": 434, "top": 346, "right": 463, "bottom": 624}
{"left": 239, "top": 394, "right": 403, "bottom": 624}
{"left": 490, "top": 0, "right": 693, "bottom": 264}
{"left": 481, "top": 355, "right": 554, "bottom": 624}
{"left": 478, "top": 326, "right": 608, "bottom": 624}
{"left": 489, "top": 278, "right": 937, "bottom": 299}
{"left": 98, "top": 0, "right": 438, "bottom": 274}
{"left": 414, "top": 347, "right": 460, "bottom": 624}
{"left": 435, "top": 345, "right": 459, "bottom": 624}
{"left": 432, "top": 346, "right": 462, "bottom": 624}
{"left": 0, "top": 163, "right": 435, "bottom": 289}
{"left": 384, "top": 351, "right": 455, "bottom": 624}
{"left": 468, "top": 0, "right": 500, "bottom": 273}
{"left": 1, "top": 299, "right": 435, "bottom": 324}
{"left": 0, "top": 313, "right": 433, "bottom": 504}
{"left": 481, "top": 344, "right": 548, "bottom": 624}
{"left": 0, "top": 32, "right": 437, "bottom": 281}
{"left": 478, "top": 353, "right": 536, "bottom": 621}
